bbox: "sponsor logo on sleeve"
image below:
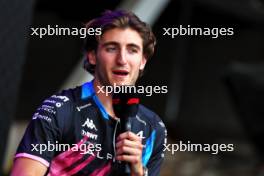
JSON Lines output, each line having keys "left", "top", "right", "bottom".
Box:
{"left": 32, "top": 112, "right": 52, "bottom": 122}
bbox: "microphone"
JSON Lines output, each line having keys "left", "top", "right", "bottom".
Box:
{"left": 113, "top": 91, "right": 139, "bottom": 131}
{"left": 112, "top": 89, "right": 139, "bottom": 175}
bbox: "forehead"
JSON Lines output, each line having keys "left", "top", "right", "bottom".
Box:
{"left": 99, "top": 28, "right": 143, "bottom": 48}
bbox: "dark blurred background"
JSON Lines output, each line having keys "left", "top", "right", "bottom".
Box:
{"left": 1, "top": 0, "right": 264, "bottom": 175}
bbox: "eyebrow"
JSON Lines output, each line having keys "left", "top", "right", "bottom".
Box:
{"left": 101, "top": 41, "right": 141, "bottom": 50}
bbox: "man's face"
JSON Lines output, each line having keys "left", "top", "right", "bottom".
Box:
{"left": 88, "top": 28, "right": 146, "bottom": 87}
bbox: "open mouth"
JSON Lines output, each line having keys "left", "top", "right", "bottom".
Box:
{"left": 112, "top": 70, "right": 129, "bottom": 76}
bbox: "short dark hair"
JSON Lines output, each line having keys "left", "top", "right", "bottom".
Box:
{"left": 83, "top": 10, "right": 156, "bottom": 75}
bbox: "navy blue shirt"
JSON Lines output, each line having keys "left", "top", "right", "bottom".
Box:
{"left": 15, "top": 81, "right": 167, "bottom": 176}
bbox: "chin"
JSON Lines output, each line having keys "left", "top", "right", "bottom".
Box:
{"left": 110, "top": 80, "right": 131, "bottom": 86}
{"left": 112, "top": 81, "right": 127, "bottom": 86}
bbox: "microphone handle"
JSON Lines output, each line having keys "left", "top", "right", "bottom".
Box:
{"left": 120, "top": 117, "right": 131, "bottom": 175}
{"left": 120, "top": 117, "right": 131, "bottom": 132}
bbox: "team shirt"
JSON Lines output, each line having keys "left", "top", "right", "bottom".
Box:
{"left": 15, "top": 80, "right": 167, "bottom": 175}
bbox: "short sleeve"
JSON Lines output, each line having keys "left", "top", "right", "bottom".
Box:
{"left": 15, "top": 94, "right": 69, "bottom": 167}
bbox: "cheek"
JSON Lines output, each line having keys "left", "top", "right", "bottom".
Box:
{"left": 129, "top": 62, "right": 141, "bottom": 78}
{"left": 97, "top": 53, "right": 110, "bottom": 67}
{"left": 100, "top": 52, "right": 115, "bottom": 65}
{"left": 131, "top": 58, "right": 144, "bottom": 71}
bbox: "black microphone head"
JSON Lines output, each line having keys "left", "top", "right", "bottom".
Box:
{"left": 112, "top": 89, "right": 139, "bottom": 119}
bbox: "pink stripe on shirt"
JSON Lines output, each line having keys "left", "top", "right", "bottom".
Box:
{"left": 15, "top": 153, "right": 50, "bottom": 167}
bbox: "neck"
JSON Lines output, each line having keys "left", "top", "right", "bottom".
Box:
{"left": 93, "top": 79, "right": 116, "bottom": 118}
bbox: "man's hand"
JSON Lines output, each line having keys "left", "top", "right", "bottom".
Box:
{"left": 116, "top": 131, "right": 144, "bottom": 176}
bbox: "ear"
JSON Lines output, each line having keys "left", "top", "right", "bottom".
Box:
{"left": 87, "top": 51, "right": 96, "bottom": 65}
{"left": 139, "top": 56, "right": 147, "bottom": 70}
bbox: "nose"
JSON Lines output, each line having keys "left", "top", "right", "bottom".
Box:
{"left": 116, "top": 48, "right": 128, "bottom": 65}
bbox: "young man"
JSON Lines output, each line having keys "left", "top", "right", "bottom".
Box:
{"left": 11, "top": 10, "right": 167, "bottom": 176}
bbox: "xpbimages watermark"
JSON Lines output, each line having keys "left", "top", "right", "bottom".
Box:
{"left": 30, "top": 25, "right": 102, "bottom": 38}
{"left": 163, "top": 141, "right": 234, "bottom": 155}
{"left": 97, "top": 84, "right": 168, "bottom": 96}
{"left": 31, "top": 141, "right": 101, "bottom": 155}
{"left": 163, "top": 25, "right": 234, "bottom": 39}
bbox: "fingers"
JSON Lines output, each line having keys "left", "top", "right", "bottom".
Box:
{"left": 116, "top": 140, "right": 143, "bottom": 156}
{"left": 116, "top": 154, "right": 141, "bottom": 164}
{"left": 116, "top": 131, "right": 144, "bottom": 175}
{"left": 117, "top": 131, "right": 142, "bottom": 142}
{"left": 116, "top": 139, "right": 144, "bottom": 151}
{"left": 116, "top": 145, "right": 142, "bottom": 156}
{"left": 116, "top": 132, "right": 143, "bottom": 163}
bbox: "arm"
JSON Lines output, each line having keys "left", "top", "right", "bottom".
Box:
{"left": 11, "top": 158, "right": 47, "bottom": 176}
{"left": 11, "top": 94, "right": 67, "bottom": 176}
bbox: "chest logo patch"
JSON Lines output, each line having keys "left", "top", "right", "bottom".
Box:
{"left": 82, "top": 118, "right": 98, "bottom": 131}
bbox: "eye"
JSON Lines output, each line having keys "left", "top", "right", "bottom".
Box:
{"left": 128, "top": 47, "right": 139, "bottom": 54}
{"left": 106, "top": 46, "right": 117, "bottom": 52}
